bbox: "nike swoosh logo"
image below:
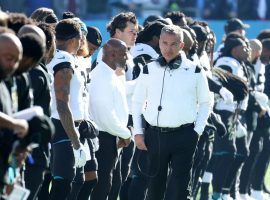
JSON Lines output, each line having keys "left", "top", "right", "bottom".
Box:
{"left": 137, "top": 48, "right": 144, "bottom": 51}
{"left": 57, "top": 56, "right": 65, "bottom": 59}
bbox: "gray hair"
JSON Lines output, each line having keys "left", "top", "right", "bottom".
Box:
{"left": 161, "top": 24, "right": 183, "bottom": 42}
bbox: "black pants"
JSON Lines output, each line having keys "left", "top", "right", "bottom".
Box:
{"left": 91, "top": 131, "right": 118, "bottom": 200}
{"left": 222, "top": 136, "right": 249, "bottom": 194}
{"left": 251, "top": 130, "right": 270, "bottom": 190}
{"left": 121, "top": 140, "right": 135, "bottom": 183}
{"left": 192, "top": 137, "right": 213, "bottom": 198}
{"left": 108, "top": 140, "right": 135, "bottom": 200}
{"left": 37, "top": 171, "right": 51, "bottom": 200}
{"left": 119, "top": 140, "right": 135, "bottom": 200}
{"left": 24, "top": 145, "right": 48, "bottom": 200}
{"left": 24, "top": 165, "right": 45, "bottom": 200}
{"left": 145, "top": 124, "right": 199, "bottom": 200}
{"left": 239, "top": 121, "right": 265, "bottom": 194}
{"left": 128, "top": 148, "right": 149, "bottom": 200}
{"left": 108, "top": 160, "right": 121, "bottom": 200}
{"left": 49, "top": 119, "right": 84, "bottom": 200}
{"left": 120, "top": 177, "right": 132, "bottom": 200}
{"left": 212, "top": 110, "right": 236, "bottom": 194}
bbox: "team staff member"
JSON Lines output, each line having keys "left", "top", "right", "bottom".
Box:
{"left": 132, "top": 25, "right": 212, "bottom": 200}
{"left": 89, "top": 38, "right": 132, "bottom": 200}
{"left": 128, "top": 20, "right": 165, "bottom": 200}
{"left": 95, "top": 12, "right": 138, "bottom": 200}
{"left": 47, "top": 19, "right": 87, "bottom": 200}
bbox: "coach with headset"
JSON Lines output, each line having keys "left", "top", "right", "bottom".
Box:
{"left": 132, "top": 24, "right": 212, "bottom": 200}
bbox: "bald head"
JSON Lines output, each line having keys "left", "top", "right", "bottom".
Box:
{"left": 0, "top": 33, "right": 23, "bottom": 79}
{"left": 103, "top": 38, "right": 127, "bottom": 55}
{"left": 18, "top": 25, "right": 46, "bottom": 46}
{"left": 102, "top": 38, "right": 128, "bottom": 70}
{"left": 0, "top": 33, "right": 23, "bottom": 55}
{"left": 249, "top": 39, "right": 262, "bottom": 62}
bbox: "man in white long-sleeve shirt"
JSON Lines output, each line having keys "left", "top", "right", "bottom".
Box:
{"left": 132, "top": 25, "right": 212, "bottom": 200}
{"left": 89, "top": 38, "right": 131, "bottom": 200}
{"left": 94, "top": 12, "right": 138, "bottom": 200}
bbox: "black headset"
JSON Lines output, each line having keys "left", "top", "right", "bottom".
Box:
{"left": 156, "top": 55, "right": 182, "bottom": 70}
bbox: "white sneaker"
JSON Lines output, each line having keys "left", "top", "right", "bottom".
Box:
{"left": 222, "top": 194, "right": 234, "bottom": 200}
{"left": 234, "top": 192, "right": 242, "bottom": 200}
{"left": 250, "top": 190, "right": 268, "bottom": 200}
{"left": 263, "top": 193, "right": 270, "bottom": 200}
{"left": 239, "top": 194, "right": 255, "bottom": 200}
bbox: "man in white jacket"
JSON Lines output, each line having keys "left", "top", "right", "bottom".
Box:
{"left": 132, "top": 25, "right": 211, "bottom": 200}
{"left": 89, "top": 38, "right": 131, "bottom": 200}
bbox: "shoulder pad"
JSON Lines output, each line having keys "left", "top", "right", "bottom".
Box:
{"left": 53, "top": 62, "right": 73, "bottom": 76}
{"left": 55, "top": 50, "right": 73, "bottom": 62}
{"left": 195, "top": 65, "right": 202, "bottom": 73}
{"left": 143, "top": 65, "right": 149, "bottom": 74}
{"left": 218, "top": 65, "right": 233, "bottom": 73}
{"left": 215, "top": 57, "right": 240, "bottom": 69}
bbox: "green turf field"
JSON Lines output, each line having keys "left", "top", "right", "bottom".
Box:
{"left": 266, "top": 165, "right": 270, "bottom": 191}
{"left": 195, "top": 165, "right": 270, "bottom": 199}
{"left": 116, "top": 164, "right": 269, "bottom": 200}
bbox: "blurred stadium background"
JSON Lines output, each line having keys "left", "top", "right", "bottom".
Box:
{"left": 1, "top": 0, "right": 270, "bottom": 47}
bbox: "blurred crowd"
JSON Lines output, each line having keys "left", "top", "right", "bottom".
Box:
{"left": 1, "top": 0, "right": 270, "bottom": 20}
{"left": 0, "top": 2, "right": 270, "bottom": 200}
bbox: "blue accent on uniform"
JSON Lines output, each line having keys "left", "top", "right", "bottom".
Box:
{"left": 132, "top": 175, "right": 139, "bottom": 179}
{"left": 8, "top": 167, "right": 16, "bottom": 184}
{"left": 235, "top": 153, "right": 246, "bottom": 157}
{"left": 212, "top": 192, "right": 222, "bottom": 200}
{"left": 53, "top": 176, "right": 64, "bottom": 180}
{"left": 52, "top": 139, "right": 71, "bottom": 145}
{"left": 212, "top": 151, "right": 230, "bottom": 156}
{"left": 28, "top": 154, "right": 35, "bottom": 164}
